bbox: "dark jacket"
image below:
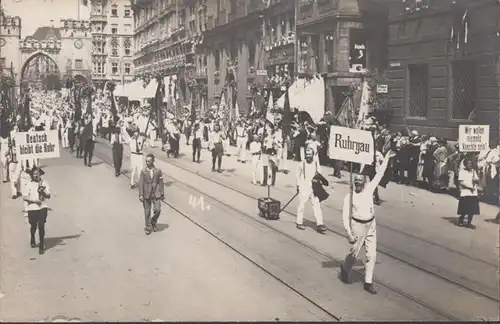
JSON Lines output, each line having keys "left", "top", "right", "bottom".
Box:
{"left": 312, "top": 173, "right": 330, "bottom": 202}
{"left": 138, "top": 167, "right": 165, "bottom": 200}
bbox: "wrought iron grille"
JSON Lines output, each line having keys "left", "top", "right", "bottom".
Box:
{"left": 408, "top": 64, "right": 428, "bottom": 117}
{"left": 452, "top": 60, "right": 476, "bottom": 120}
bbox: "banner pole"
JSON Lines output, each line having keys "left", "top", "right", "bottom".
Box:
{"left": 349, "top": 162, "right": 353, "bottom": 221}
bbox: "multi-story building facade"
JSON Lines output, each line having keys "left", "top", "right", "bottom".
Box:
{"left": 90, "top": 0, "right": 135, "bottom": 88}
{"left": 387, "top": 0, "right": 500, "bottom": 142}
{"left": 201, "top": 0, "right": 390, "bottom": 117}
{"left": 132, "top": 0, "right": 208, "bottom": 116}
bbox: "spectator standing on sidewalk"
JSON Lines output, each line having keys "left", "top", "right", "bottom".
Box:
{"left": 457, "top": 157, "right": 480, "bottom": 228}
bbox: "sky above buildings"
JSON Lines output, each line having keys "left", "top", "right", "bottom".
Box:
{"left": 3, "top": 0, "right": 91, "bottom": 37}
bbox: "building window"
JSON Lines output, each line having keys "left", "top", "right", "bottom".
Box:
{"left": 124, "top": 9, "right": 131, "bottom": 17}
{"left": 96, "top": 62, "right": 104, "bottom": 74}
{"left": 111, "top": 27, "right": 118, "bottom": 34}
{"left": 452, "top": 60, "right": 476, "bottom": 120}
{"left": 112, "top": 62, "right": 118, "bottom": 75}
{"left": 0, "top": 57, "right": 5, "bottom": 68}
{"left": 75, "top": 59, "right": 83, "bottom": 69}
{"left": 125, "top": 63, "right": 131, "bottom": 74}
{"left": 124, "top": 38, "right": 132, "bottom": 56}
{"left": 111, "top": 6, "right": 118, "bottom": 17}
{"left": 408, "top": 64, "right": 429, "bottom": 118}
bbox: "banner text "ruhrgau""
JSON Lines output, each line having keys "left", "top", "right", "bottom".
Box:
{"left": 334, "top": 134, "right": 370, "bottom": 155}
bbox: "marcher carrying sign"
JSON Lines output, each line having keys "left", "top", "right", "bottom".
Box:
{"left": 15, "top": 130, "right": 60, "bottom": 160}
{"left": 328, "top": 126, "right": 374, "bottom": 165}
{"left": 458, "top": 125, "right": 490, "bottom": 152}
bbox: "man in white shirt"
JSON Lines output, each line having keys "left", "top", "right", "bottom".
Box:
{"left": 340, "top": 150, "right": 394, "bottom": 294}
{"left": 209, "top": 124, "right": 225, "bottom": 172}
{"left": 111, "top": 121, "right": 127, "bottom": 177}
{"left": 296, "top": 148, "right": 325, "bottom": 233}
{"left": 249, "top": 135, "right": 262, "bottom": 184}
{"left": 81, "top": 114, "right": 98, "bottom": 167}
{"left": 192, "top": 122, "right": 203, "bottom": 163}
{"left": 235, "top": 119, "right": 247, "bottom": 163}
{"left": 129, "top": 130, "right": 145, "bottom": 188}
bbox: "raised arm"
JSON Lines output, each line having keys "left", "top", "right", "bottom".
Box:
{"left": 365, "top": 150, "right": 395, "bottom": 193}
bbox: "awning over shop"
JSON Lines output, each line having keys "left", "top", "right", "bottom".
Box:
{"left": 127, "top": 80, "right": 147, "bottom": 101}
{"left": 114, "top": 84, "right": 124, "bottom": 97}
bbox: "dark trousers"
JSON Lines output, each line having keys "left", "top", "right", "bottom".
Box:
{"left": 112, "top": 143, "right": 123, "bottom": 175}
{"left": 408, "top": 157, "right": 419, "bottom": 184}
{"left": 212, "top": 143, "right": 223, "bottom": 170}
{"left": 143, "top": 198, "right": 161, "bottom": 230}
{"left": 192, "top": 138, "right": 201, "bottom": 162}
{"left": 262, "top": 161, "right": 277, "bottom": 186}
{"left": 76, "top": 137, "right": 83, "bottom": 158}
{"left": 83, "top": 140, "right": 95, "bottom": 166}
{"left": 28, "top": 208, "right": 48, "bottom": 251}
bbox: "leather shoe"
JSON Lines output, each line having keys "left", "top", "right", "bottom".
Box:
{"left": 317, "top": 225, "right": 327, "bottom": 234}
{"left": 364, "top": 283, "right": 377, "bottom": 294}
{"left": 296, "top": 224, "right": 305, "bottom": 230}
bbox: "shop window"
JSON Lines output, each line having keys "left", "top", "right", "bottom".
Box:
{"left": 452, "top": 60, "right": 476, "bottom": 120}
{"left": 408, "top": 64, "right": 428, "bottom": 118}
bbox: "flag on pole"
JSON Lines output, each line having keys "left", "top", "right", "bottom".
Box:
{"left": 266, "top": 90, "right": 274, "bottom": 124}
{"left": 335, "top": 96, "right": 355, "bottom": 128}
{"left": 282, "top": 88, "right": 292, "bottom": 139}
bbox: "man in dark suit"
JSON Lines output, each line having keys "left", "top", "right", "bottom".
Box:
{"left": 138, "top": 154, "right": 165, "bottom": 235}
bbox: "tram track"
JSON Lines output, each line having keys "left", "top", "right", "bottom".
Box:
{"left": 92, "top": 142, "right": 499, "bottom": 320}
{"left": 151, "top": 148, "right": 499, "bottom": 302}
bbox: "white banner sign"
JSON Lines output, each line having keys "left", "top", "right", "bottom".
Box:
{"left": 328, "top": 126, "right": 374, "bottom": 164}
{"left": 15, "top": 130, "right": 60, "bottom": 160}
{"left": 458, "top": 125, "right": 490, "bottom": 152}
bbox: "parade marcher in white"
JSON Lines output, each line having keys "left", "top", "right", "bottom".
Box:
{"left": 111, "top": 120, "right": 127, "bottom": 177}
{"left": 192, "top": 122, "right": 203, "bottom": 163}
{"left": 295, "top": 148, "right": 326, "bottom": 233}
{"left": 23, "top": 166, "right": 51, "bottom": 255}
{"left": 249, "top": 134, "right": 262, "bottom": 185}
{"left": 6, "top": 132, "right": 20, "bottom": 199}
{"left": 340, "top": 150, "right": 395, "bottom": 294}
{"left": 0, "top": 135, "right": 10, "bottom": 182}
{"left": 129, "top": 130, "right": 145, "bottom": 189}
{"left": 209, "top": 124, "right": 225, "bottom": 173}
{"left": 235, "top": 119, "right": 247, "bottom": 163}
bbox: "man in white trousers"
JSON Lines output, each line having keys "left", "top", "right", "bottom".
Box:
{"left": 235, "top": 119, "right": 247, "bottom": 163}
{"left": 6, "top": 132, "right": 20, "bottom": 199}
{"left": 249, "top": 134, "right": 262, "bottom": 184}
{"left": 295, "top": 148, "right": 326, "bottom": 234}
{"left": 0, "top": 136, "right": 10, "bottom": 182}
{"left": 129, "top": 130, "right": 145, "bottom": 189}
{"left": 340, "top": 150, "right": 394, "bottom": 294}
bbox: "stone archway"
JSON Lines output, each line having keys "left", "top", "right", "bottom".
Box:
{"left": 73, "top": 74, "right": 88, "bottom": 85}
{"left": 21, "top": 52, "right": 61, "bottom": 90}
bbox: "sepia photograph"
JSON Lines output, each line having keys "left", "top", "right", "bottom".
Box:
{"left": 0, "top": 0, "right": 499, "bottom": 322}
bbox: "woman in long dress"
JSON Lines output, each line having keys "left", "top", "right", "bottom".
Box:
{"left": 457, "top": 158, "right": 480, "bottom": 227}
{"left": 432, "top": 140, "right": 450, "bottom": 191}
